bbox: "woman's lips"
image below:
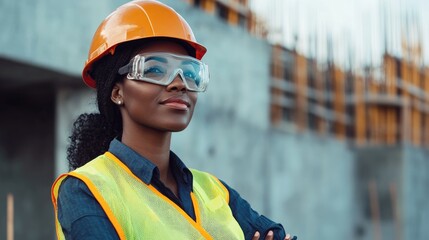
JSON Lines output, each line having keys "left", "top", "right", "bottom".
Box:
{"left": 160, "top": 97, "right": 190, "bottom": 110}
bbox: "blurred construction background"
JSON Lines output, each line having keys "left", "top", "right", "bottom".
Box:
{"left": 1, "top": 0, "right": 429, "bottom": 239}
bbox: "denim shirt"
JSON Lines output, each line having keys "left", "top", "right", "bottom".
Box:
{"left": 57, "top": 139, "right": 287, "bottom": 240}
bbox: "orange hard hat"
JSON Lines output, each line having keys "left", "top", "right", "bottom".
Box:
{"left": 82, "top": 0, "right": 207, "bottom": 88}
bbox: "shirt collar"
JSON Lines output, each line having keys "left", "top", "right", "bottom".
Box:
{"left": 169, "top": 151, "right": 193, "bottom": 184}
{"left": 108, "top": 138, "right": 192, "bottom": 185}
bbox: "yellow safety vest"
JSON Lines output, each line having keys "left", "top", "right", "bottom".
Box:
{"left": 51, "top": 152, "right": 244, "bottom": 240}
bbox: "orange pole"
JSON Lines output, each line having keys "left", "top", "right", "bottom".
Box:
{"left": 294, "top": 53, "right": 308, "bottom": 132}
{"left": 425, "top": 68, "right": 429, "bottom": 146}
{"left": 401, "top": 58, "right": 411, "bottom": 143}
{"left": 355, "top": 74, "right": 366, "bottom": 145}
{"left": 227, "top": 8, "right": 239, "bottom": 25}
{"left": 270, "top": 45, "right": 284, "bottom": 126}
{"left": 7, "top": 193, "right": 14, "bottom": 240}
{"left": 333, "top": 66, "right": 345, "bottom": 139}
{"left": 202, "top": 0, "right": 216, "bottom": 13}
{"left": 380, "top": 108, "right": 387, "bottom": 142}
{"left": 390, "top": 56, "right": 398, "bottom": 144}
{"left": 368, "top": 72, "right": 379, "bottom": 143}
{"left": 384, "top": 54, "right": 397, "bottom": 144}
{"left": 374, "top": 105, "right": 380, "bottom": 143}
{"left": 412, "top": 62, "right": 421, "bottom": 146}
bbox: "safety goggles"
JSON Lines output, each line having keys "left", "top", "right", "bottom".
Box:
{"left": 118, "top": 52, "right": 209, "bottom": 92}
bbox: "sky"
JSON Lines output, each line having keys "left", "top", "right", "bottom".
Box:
{"left": 249, "top": 0, "right": 429, "bottom": 68}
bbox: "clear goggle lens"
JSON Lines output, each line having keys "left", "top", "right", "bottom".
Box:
{"left": 118, "top": 52, "right": 209, "bottom": 92}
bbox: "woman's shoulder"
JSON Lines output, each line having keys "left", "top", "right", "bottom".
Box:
{"left": 58, "top": 175, "right": 93, "bottom": 197}
{"left": 57, "top": 175, "right": 113, "bottom": 235}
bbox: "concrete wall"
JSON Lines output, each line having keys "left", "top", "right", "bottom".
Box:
{"left": 354, "top": 145, "right": 429, "bottom": 240}
{"left": 402, "top": 146, "right": 429, "bottom": 240}
{"left": 354, "top": 146, "right": 404, "bottom": 240}
{"left": 0, "top": 83, "right": 56, "bottom": 239}
{"left": 0, "top": 0, "right": 116, "bottom": 75}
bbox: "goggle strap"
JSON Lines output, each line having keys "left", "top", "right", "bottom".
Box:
{"left": 118, "top": 55, "right": 142, "bottom": 76}
{"left": 118, "top": 62, "right": 131, "bottom": 75}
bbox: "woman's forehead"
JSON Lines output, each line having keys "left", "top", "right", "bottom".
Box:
{"left": 135, "top": 40, "right": 190, "bottom": 56}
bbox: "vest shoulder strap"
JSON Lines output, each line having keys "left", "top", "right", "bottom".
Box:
{"left": 189, "top": 168, "right": 230, "bottom": 204}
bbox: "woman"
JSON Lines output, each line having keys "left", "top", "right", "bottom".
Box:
{"left": 51, "top": 1, "right": 296, "bottom": 239}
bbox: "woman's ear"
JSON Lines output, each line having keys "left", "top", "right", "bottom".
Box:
{"left": 111, "top": 83, "right": 124, "bottom": 105}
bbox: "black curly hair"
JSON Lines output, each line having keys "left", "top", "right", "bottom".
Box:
{"left": 66, "top": 41, "right": 139, "bottom": 170}
{"left": 66, "top": 39, "right": 196, "bottom": 170}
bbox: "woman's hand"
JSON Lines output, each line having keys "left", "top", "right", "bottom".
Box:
{"left": 252, "top": 230, "right": 295, "bottom": 240}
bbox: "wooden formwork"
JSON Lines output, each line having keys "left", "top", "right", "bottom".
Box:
{"left": 354, "top": 73, "right": 366, "bottom": 145}
{"left": 269, "top": 45, "right": 429, "bottom": 146}
{"left": 270, "top": 45, "right": 284, "bottom": 126}
{"left": 294, "top": 52, "right": 308, "bottom": 132}
{"left": 424, "top": 67, "right": 429, "bottom": 146}
{"left": 384, "top": 54, "right": 398, "bottom": 144}
{"left": 332, "top": 65, "right": 346, "bottom": 139}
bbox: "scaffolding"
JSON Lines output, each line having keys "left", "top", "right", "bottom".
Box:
{"left": 270, "top": 43, "right": 429, "bottom": 146}
{"left": 185, "top": 0, "right": 268, "bottom": 38}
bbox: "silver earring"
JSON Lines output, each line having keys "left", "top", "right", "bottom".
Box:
{"left": 117, "top": 101, "right": 122, "bottom": 105}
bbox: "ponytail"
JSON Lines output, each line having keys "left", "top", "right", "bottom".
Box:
{"left": 67, "top": 113, "right": 114, "bottom": 170}
{"left": 67, "top": 41, "right": 140, "bottom": 170}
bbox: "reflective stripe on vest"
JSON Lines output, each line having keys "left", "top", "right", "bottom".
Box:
{"left": 51, "top": 152, "right": 244, "bottom": 240}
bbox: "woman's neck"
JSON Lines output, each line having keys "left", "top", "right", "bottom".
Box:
{"left": 121, "top": 126, "right": 172, "bottom": 184}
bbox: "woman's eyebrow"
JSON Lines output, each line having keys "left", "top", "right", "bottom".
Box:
{"left": 146, "top": 56, "right": 168, "bottom": 63}
{"left": 181, "top": 60, "right": 198, "bottom": 66}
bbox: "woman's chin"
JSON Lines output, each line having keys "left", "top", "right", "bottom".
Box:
{"left": 161, "top": 122, "right": 190, "bottom": 132}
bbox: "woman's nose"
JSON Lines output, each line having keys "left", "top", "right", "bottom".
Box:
{"left": 166, "top": 73, "right": 187, "bottom": 92}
